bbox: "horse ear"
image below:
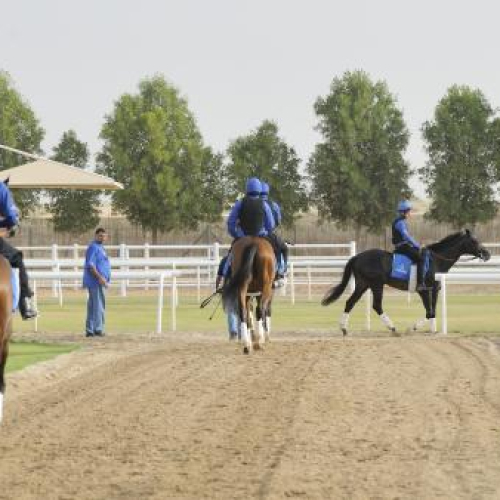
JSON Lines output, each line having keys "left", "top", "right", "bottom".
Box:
{"left": 3, "top": 177, "right": 9, "bottom": 186}
{"left": 465, "top": 228, "right": 471, "bottom": 236}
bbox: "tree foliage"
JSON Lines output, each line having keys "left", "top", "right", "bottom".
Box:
{"left": 98, "top": 75, "right": 225, "bottom": 242}
{"left": 308, "top": 70, "right": 411, "bottom": 233}
{"left": 226, "top": 120, "right": 308, "bottom": 226}
{"left": 0, "top": 70, "right": 45, "bottom": 214}
{"left": 420, "top": 85, "right": 499, "bottom": 228}
{"left": 47, "top": 130, "right": 101, "bottom": 234}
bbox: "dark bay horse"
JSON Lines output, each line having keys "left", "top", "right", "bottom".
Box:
{"left": 222, "top": 236, "right": 275, "bottom": 354}
{"left": 322, "top": 230, "right": 490, "bottom": 335}
{"left": 0, "top": 255, "right": 13, "bottom": 423}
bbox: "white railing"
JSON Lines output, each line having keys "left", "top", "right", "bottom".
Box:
{"left": 30, "top": 270, "right": 181, "bottom": 334}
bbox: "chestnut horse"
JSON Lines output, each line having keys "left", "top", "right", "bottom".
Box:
{"left": 222, "top": 236, "right": 275, "bottom": 354}
{"left": 0, "top": 255, "right": 13, "bottom": 423}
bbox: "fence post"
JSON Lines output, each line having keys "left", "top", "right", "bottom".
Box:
{"left": 33, "top": 280, "right": 38, "bottom": 334}
{"left": 73, "top": 243, "right": 79, "bottom": 290}
{"left": 349, "top": 241, "right": 356, "bottom": 292}
{"left": 307, "top": 266, "right": 312, "bottom": 301}
{"left": 440, "top": 275, "right": 447, "bottom": 335}
{"left": 144, "top": 242, "right": 150, "bottom": 290}
{"left": 51, "top": 243, "right": 58, "bottom": 297}
{"left": 171, "top": 276, "right": 177, "bottom": 332}
{"left": 212, "top": 242, "right": 220, "bottom": 281}
{"left": 156, "top": 272, "right": 164, "bottom": 334}
{"left": 119, "top": 243, "right": 127, "bottom": 297}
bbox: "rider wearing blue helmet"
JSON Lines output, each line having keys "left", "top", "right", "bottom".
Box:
{"left": 260, "top": 181, "right": 288, "bottom": 285}
{"left": 392, "top": 200, "right": 428, "bottom": 291}
{"left": 227, "top": 178, "right": 275, "bottom": 239}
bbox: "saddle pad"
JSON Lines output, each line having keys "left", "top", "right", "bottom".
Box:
{"left": 391, "top": 253, "right": 412, "bottom": 281}
{"left": 11, "top": 268, "right": 20, "bottom": 312}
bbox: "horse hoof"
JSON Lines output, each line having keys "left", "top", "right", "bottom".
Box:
{"left": 243, "top": 347, "right": 250, "bottom": 355}
{"left": 253, "top": 344, "right": 261, "bottom": 351}
{"left": 341, "top": 328, "right": 348, "bottom": 337}
{"left": 391, "top": 328, "right": 401, "bottom": 337}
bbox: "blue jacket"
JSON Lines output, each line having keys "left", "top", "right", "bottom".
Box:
{"left": 392, "top": 217, "right": 420, "bottom": 249}
{"left": 264, "top": 198, "right": 282, "bottom": 227}
{"left": 227, "top": 196, "right": 275, "bottom": 238}
{"left": 0, "top": 182, "right": 19, "bottom": 229}
{"left": 83, "top": 241, "right": 111, "bottom": 288}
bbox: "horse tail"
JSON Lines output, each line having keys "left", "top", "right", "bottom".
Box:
{"left": 321, "top": 256, "right": 356, "bottom": 306}
{"left": 222, "top": 243, "right": 258, "bottom": 312}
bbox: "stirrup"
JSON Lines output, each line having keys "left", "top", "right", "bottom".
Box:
{"left": 273, "top": 277, "right": 286, "bottom": 289}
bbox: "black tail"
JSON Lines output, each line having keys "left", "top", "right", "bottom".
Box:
{"left": 321, "top": 256, "right": 356, "bottom": 306}
{"left": 222, "top": 243, "right": 258, "bottom": 312}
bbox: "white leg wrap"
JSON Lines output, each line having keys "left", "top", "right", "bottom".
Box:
{"left": 380, "top": 313, "right": 395, "bottom": 330}
{"left": 340, "top": 313, "right": 349, "bottom": 329}
{"left": 430, "top": 318, "right": 437, "bottom": 334}
{"left": 257, "top": 319, "right": 265, "bottom": 344}
{"left": 412, "top": 318, "right": 428, "bottom": 331}
{"left": 240, "top": 322, "right": 251, "bottom": 349}
{"left": 266, "top": 316, "right": 271, "bottom": 334}
{"left": 0, "top": 392, "right": 4, "bottom": 424}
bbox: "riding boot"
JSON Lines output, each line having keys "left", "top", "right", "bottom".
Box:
{"left": 415, "top": 260, "right": 429, "bottom": 291}
{"left": 19, "top": 294, "right": 38, "bottom": 320}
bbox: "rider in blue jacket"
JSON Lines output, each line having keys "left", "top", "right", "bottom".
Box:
{"left": 221, "top": 177, "right": 275, "bottom": 281}
{"left": 392, "top": 200, "right": 428, "bottom": 291}
{"left": 0, "top": 180, "right": 38, "bottom": 319}
{"left": 260, "top": 182, "right": 288, "bottom": 285}
{"left": 227, "top": 177, "right": 275, "bottom": 238}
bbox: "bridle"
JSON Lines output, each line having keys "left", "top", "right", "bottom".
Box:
{"left": 428, "top": 235, "right": 483, "bottom": 263}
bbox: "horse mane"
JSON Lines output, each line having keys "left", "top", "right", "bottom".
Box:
{"left": 427, "top": 231, "right": 464, "bottom": 252}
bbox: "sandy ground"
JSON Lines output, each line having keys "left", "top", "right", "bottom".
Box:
{"left": 1, "top": 332, "right": 500, "bottom": 499}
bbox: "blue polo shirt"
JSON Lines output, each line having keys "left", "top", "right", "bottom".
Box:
{"left": 83, "top": 241, "right": 111, "bottom": 288}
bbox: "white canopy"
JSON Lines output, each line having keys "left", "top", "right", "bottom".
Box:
{"left": 0, "top": 159, "right": 123, "bottom": 190}
{"left": 0, "top": 144, "right": 123, "bottom": 190}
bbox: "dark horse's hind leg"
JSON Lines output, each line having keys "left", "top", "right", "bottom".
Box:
{"left": 371, "top": 286, "right": 397, "bottom": 334}
{"left": 340, "top": 282, "right": 368, "bottom": 335}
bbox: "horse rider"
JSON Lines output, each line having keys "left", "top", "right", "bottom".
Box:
{"left": 260, "top": 181, "right": 288, "bottom": 287}
{"left": 222, "top": 177, "right": 276, "bottom": 280}
{"left": 392, "top": 200, "right": 428, "bottom": 291}
{"left": 0, "top": 180, "right": 38, "bottom": 319}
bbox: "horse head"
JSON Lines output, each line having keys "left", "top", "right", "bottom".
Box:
{"left": 461, "top": 229, "right": 491, "bottom": 261}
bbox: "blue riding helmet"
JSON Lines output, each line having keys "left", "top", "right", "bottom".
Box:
{"left": 260, "top": 181, "right": 270, "bottom": 196}
{"left": 246, "top": 177, "right": 261, "bottom": 195}
{"left": 397, "top": 200, "right": 412, "bottom": 212}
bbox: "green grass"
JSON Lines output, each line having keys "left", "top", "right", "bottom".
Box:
{"left": 6, "top": 342, "right": 79, "bottom": 373}
{"left": 11, "top": 289, "right": 500, "bottom": 336}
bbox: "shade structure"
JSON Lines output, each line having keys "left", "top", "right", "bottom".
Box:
{"left": 0, "top": 159, "right": 123, "bottom": 190}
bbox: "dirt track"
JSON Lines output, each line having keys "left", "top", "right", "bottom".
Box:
{"left": 1, "top": 333, "right": 500, "bottom": 499}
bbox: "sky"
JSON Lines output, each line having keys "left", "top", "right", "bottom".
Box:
{"left": 1, "top": 0, "right": 500, "bottom": 199}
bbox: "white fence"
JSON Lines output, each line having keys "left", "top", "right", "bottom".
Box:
{"left": 31, "top": 270, "right": 181, "bottom": 334}
{"left": 20, "top": 241, "right": 500, "bottom": 335}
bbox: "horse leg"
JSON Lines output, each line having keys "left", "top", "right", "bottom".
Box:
{"left": 429, "top": 286, "right": 440, "bottom": 333}
{"left": 254, "top": 298, "right": 265, "bottom": 350}
{"left": 417, "top": 289, "right": 436, "bottom": 334}
{"left": 340, "top": 283, "right": 368, "bottom": 336}
{"left": 371, "top": 286, "right": 397, "bottom": 334}
{"left": 0, "top": 340, "right": 8, "bottom": 424}
{"left": 264, "top": 301, "right": 271, "bottom": 342}
{"left": 239, "top": 290, "right": 251, "bottom": 354}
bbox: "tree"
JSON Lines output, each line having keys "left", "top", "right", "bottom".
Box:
{"left": 420, "top": 85, "right": 499, "bottom": 228}
{"left": 98, "top": 75, "right": 225, "bottom": 242}
{"left": 226, "top": 120, "right": 308, "bottom": 226}
{"left": 47, "top": 130, "right": 101, "bottom": 234}
{"left": 308, "top": 70, "right": 411, "bottom": 235}
{"left": 0, "top": 70, "right": 45, "bottom": 214}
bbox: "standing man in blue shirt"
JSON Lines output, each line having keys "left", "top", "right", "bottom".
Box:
{"left": 0, "top": 180, "right": 37, "bottom": 319}
{"left": 83, "top": 228, "right": 111, "bottom": 337}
